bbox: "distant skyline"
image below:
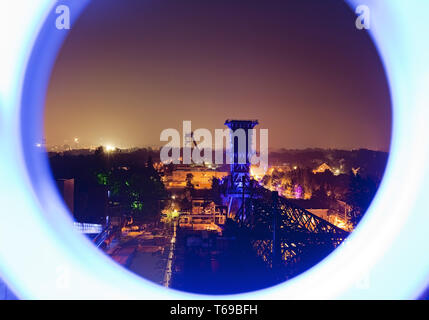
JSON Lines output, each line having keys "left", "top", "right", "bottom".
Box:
{"left": 45, "top": 0, "right": 391, "bottom": 151}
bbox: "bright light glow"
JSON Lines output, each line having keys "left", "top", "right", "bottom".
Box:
{"left": 0, "top": 0, "right": 429, "bottom": 299}
{"left": 74, "top": 222, "right": 103, "bottom": 234}
{"left": 105, "top": 144, "right": 115, "bottom": 152}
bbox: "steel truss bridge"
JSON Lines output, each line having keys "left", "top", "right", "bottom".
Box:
{"left": 233, "top": 192, "right": 349, "bottom": 280}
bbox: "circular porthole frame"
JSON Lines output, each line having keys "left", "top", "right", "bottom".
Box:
{"left": 0, "top": 0, "right": 429, "bottom": 299}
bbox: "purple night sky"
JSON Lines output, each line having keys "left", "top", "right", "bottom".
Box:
{"left": 45, "top": 0, "right": 391, "bottom": 151}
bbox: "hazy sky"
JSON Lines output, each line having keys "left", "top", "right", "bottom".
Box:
{"left": 45, "top": 0, "right": 391, "bottom": 151}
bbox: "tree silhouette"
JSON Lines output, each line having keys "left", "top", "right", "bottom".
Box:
{"left": 345, "top": 174, "right": 377, "bottom": 227}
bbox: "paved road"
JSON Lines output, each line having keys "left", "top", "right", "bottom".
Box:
{"left": 107, "top": 223, "right": 174, "bottom": 286}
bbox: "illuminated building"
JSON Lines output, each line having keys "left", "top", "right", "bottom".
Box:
{"left": 163, "top": 166, "right": 228, "bottom": 189}
{"left": 312, "top": 162, "right": 333, "bottom": 174}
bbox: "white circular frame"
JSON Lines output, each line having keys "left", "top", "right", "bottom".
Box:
{"left": 0, "top": 0, "right": 429, "bottom": 299}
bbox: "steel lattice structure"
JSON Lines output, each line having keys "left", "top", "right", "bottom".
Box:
{"left": 234, "top": 193, "right": 349, "bottom": 279}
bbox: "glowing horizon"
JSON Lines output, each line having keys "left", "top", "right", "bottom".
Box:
{"left": 45, "top": 0, "right": 391, "bottom": 152}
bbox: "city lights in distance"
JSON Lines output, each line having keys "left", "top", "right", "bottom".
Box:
{"left": 105, "top": 144, "right": 115, "bottom": 152}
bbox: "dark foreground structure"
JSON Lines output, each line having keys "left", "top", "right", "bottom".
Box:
{"left": 168, "top": 120, "right": 349, "bottom": 293}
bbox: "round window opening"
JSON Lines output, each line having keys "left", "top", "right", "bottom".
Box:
{"left": 43, "top": 0, "right": 391, "bottom": 295}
